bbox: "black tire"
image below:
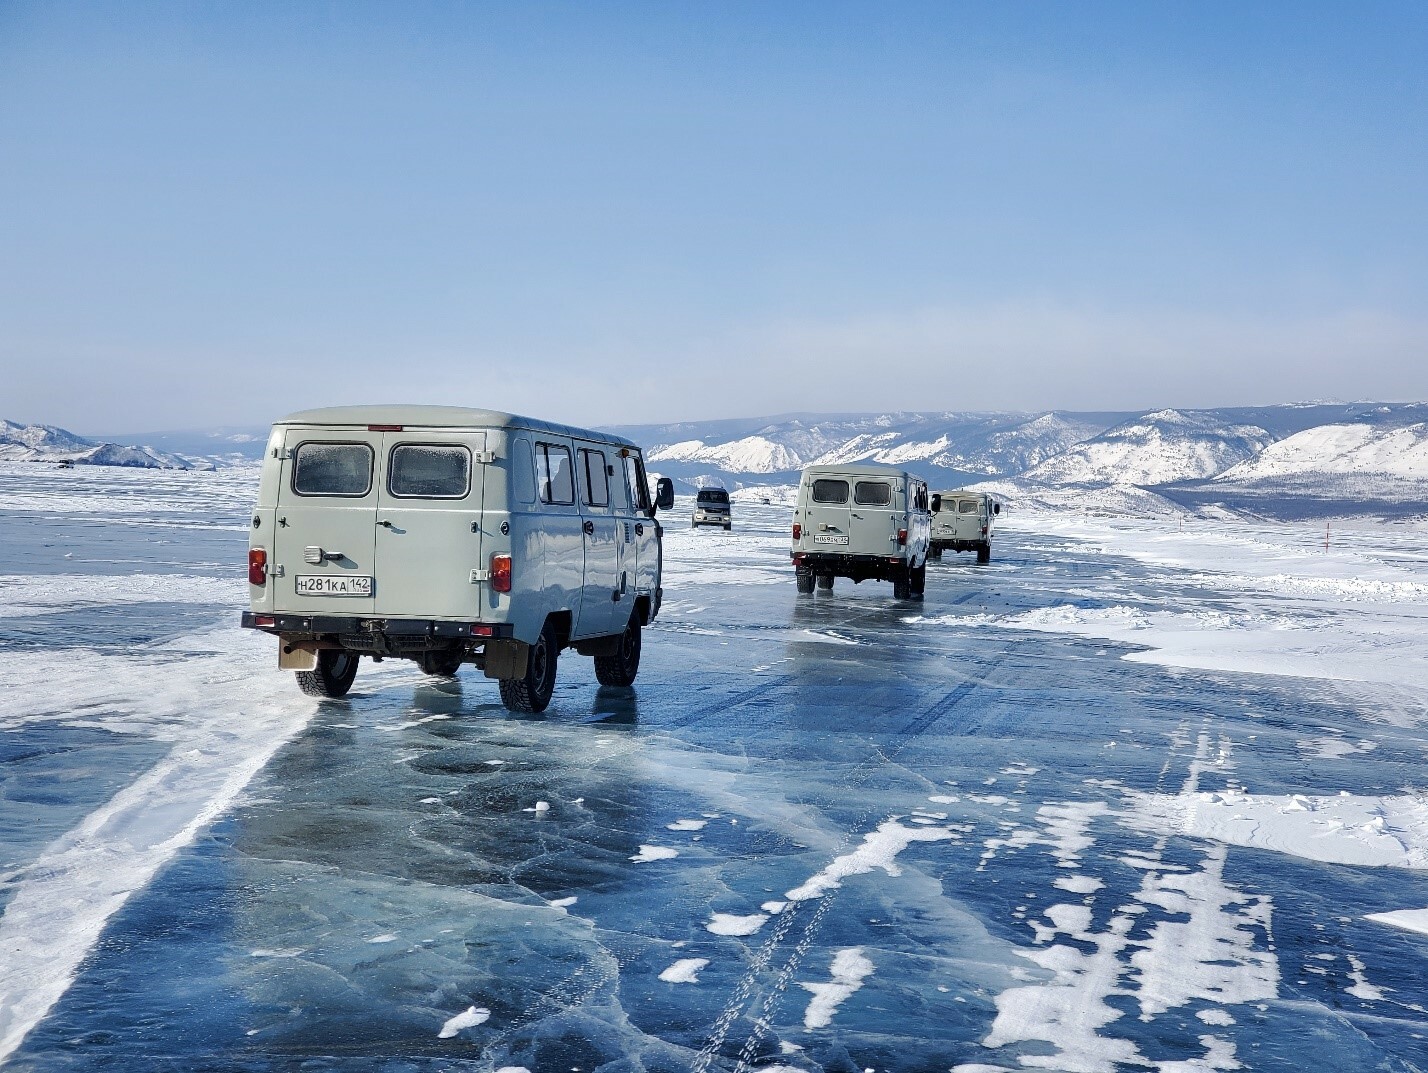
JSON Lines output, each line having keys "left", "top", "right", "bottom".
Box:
{"left": 977, "top": 542, "right": 991, "bottom": 564}
{"left": 594, "top": 615, "right": 642, "bottom": 687}
{"left": 723, "top": 523, "right": 731, "bottom": 531}
{"left": 296, "top": 650, "right": 360, "bottom": 698}
{"left": 930, "top": 546, "right": 943, "bottom": 560}
{"left": 892, "top": 574, "right": 912, "bottom": 600}
{"left": 816, "top": 573, "right": 834, "bottom": 590}
{"left": 796, "top": 569, "right": 815, "bottom": 594}
{"left": 498, "top": 623, "right": 559, "bottom": 713}
{"left": 418, "top": 649, "right": 464, "bottom": 677}
{"left": 911, "top": 563, "right": 926, "bottom": 598}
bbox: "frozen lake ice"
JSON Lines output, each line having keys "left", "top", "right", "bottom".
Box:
{"left": 3, "top": 461, "right": 1428, "bottom": 1071}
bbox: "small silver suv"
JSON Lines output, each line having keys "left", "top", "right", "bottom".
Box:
{"left": 692, "top": 487, "right": 732, "bottom": 530}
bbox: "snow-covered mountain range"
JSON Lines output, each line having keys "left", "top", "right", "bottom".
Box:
{"left": 0, "top": 420, "right": 202, "bottom": 469}
{"left": 613, "top": 402, "right": 1428, "bottom": 518}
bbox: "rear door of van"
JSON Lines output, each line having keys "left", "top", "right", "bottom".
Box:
{"left": 849, "top": 477, "right": 897, "bottom": 555}
{"left": 373, "top": 433, "right": 485, "bottom": 619}
{"left": 805, "top": 474, "right": 853, "bottom": 550}
{"left": 273, "top": 430, "right": 382, "bottom": 614}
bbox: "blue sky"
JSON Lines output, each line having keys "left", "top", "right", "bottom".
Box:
{"left": 1, "top": 2, "right": 1425, "bottom": 431}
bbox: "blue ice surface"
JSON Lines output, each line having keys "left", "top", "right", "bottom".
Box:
{"left": 3, "top": 468, "right": 1428, "bottom": 1071}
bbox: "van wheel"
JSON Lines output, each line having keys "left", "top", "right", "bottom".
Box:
{"left": 892, "top": 573, "right": 912, "bottom": 600}
{"left": 816, "top": 573, "right": 834, "bottom": 590}
{"left": 930, "top": 546, "right": 943, "bottom": 560}
{"left": 723, "top": 523, "right": 731, "bottom": 531}
{"left": 911, "top": 564, "right": 926, "bottom": 598}
{"left": 977, "top": 543, "right": 992, "bottom": 564}
{"left": 796, "top": 569, "right": 815, "bottom": 594}
{"left": 594, "top": 616, "right": 642, "bottom": 687}
{"left": 499, "top": 624, "right": 558, "bottom": 713}
{"left": 296, "top": 650, "right": 360, "bottom": 698}
{"left": 418, "top": 650, "right": 464, "bottom": 677}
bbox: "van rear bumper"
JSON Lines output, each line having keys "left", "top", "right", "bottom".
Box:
{"left": 792, "top": 551, "right": 913, "bottom": 582}
{"left": 241, "top": 611, "right": 513, "bottom": 646}
{"left": 930, "top": 538, "right": 987, "bottom": 552}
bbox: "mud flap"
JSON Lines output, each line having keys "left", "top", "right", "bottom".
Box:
{"left": 278, "top": 642, "right": 316, "bottom": 671}
{"left": 483, "top": 638, "right": 530, "bottom": 680}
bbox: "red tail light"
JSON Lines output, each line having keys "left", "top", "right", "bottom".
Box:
{"left": 792, "top": 523, "right": 802, "bottom": 540}
{"left": 897, "top": 528, "right": 907, "bottom": 546}
{"left": 490, "top": 554, "right": 512, "bottom": 593}
{"left": 248, "top": 548, "right": 268, "bottom": 586}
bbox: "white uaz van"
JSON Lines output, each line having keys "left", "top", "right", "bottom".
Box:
{"left": 790, "top": 463, "right": 931, "bottom": 599}
{"left": 929, "top": 489, "right": 1000, "bottom": 564}
{"left": 241, "top": 406, "right": 675, "bottom": 712}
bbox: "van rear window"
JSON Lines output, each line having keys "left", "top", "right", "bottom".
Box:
{"left": 292, "top": 442, "right": 373, "bottom": 497}
{"left": 959, "top": 499, "right": 979, "bottom": 514}
{"left": 389, "top": 444, "right": 470, "bottom": 498}
{"left": 811, "top": 479, "right": 849, "bottom": 504}
{"left": 854, "top": 481, "right": 891, "bottom": 506}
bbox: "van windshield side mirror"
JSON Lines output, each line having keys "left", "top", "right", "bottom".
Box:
{"left": 930, "top": 495, "right": 941, "bottom": 513}
{"left": 993, "top": 502, "right": 1001, "bottom": 514}
{"left": 654, "top": 477, "right": 675, "bottom": 513}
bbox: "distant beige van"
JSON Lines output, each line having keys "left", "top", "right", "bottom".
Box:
{"left": 929, "top": 489, "right": 1000, "bottom": 563}
{"left": 241, "top": 405, "right": 674, "bottom": 712}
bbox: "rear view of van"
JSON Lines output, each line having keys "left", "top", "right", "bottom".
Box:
{"left": 789, "top": 463, "right": 931, "bottom": 599}
{"left": 241, "top": 405, "right": 674, "bottom": 712}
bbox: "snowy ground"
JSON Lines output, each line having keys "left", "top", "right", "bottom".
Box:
{"left": 4, "top": 462, "right": 1428, "bottom": 1071}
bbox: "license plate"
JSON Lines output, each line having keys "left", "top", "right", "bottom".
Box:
{"left": 295, "top": 574, "right": 373, "bottom": 597}
{"left": 814, "top": 535, "right": 849, "bottom": 545}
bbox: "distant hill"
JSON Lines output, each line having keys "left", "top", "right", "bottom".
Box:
{"left": 0, "top": 420, "right": 202, "bottom": 469}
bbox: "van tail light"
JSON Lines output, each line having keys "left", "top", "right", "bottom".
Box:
{"left": 490, "top": 554, "right": 512, "bottom": 593}
{"left": 792, "top": 523, "right": 802, "bottom": 540}
{"left": 981, "top": 525, "right": 988, "bottom": 536}
{"left": 897, "top": 528, "right": 908, "bottom": 546}
{"left": 248, "top": 548, "right": 268, "bottom": 586}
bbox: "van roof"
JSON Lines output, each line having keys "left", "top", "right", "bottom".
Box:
{"left": 273, "top": 405, "right": 638, "bottom": 449}
{"left": 801, "top": 462, "right": 920, "bottom": 480}
{"left": 933, "top": 488, "right": 990, "bottom": 498}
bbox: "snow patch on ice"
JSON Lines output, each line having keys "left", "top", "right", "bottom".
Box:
{"left": 786, "top": 818, "right": 957, "bottom": 902}
{"left": 667, "top": 818, "right": 708, "bottom": 831}
{"left": 437, "top": 1005, "right": 489, "bottom": 1038}
{"left": 659, "top": 957, "right": 710, "bottom": 983}
{"left": 1124, "top": 789, "right": 1428, "bottom": 870}
{"left": 630, "top": 845, "right": 679, "bottom": 863}
{"left": 799, "top": 947, "right": 874, "bottom": 1029}
{"left": 706, "top": 912, "right": 769, "bottom": 936}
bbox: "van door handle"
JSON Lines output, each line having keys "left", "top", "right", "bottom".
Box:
{"left": 378, "top": 520, "right": 395, "bottom": 529}
{"left": 583, "top": 520, "right": 595, "bottom": 535}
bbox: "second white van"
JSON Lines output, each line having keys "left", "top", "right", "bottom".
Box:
{"left": 789, "top": 463, "right": 931, "bottom": 599}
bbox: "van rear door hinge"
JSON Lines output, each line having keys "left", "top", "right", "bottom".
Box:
{"left": 474, "top": 451, "right": 498, "bottom": 464}
{"left": 469, "top": 569, "right": 489, "bottom": 584}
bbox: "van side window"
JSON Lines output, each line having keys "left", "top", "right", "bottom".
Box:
{"left": 292, "top": 442, "right": 373, "bottom": 497}
{"left": 536, "top": 443, "right": 575, "bottom": 505}
{"left": 854, "top": 481, "right": 890, "bottom": 506}
{"left": 628, "top": 456, "right": 653, "bottom": 514}
{"left": 811, "top": 479, "right": 849, "bottom": 504}
{"left": 512, "top": 436, "right": 537, "bottom": 505}
{"left": 580, "top": 449, "right": 609, "bottom": 507}
{"left": 388, "top": 444, "right": 470, "bottom": 498}
{"left": 608, "top": 457, "right": 631, "bottom": 510}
